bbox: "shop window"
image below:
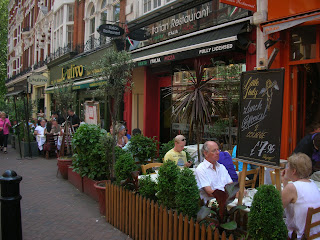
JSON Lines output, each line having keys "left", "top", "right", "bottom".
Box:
{"left": 291, "top": 25, "right": 317, "bottom": 61}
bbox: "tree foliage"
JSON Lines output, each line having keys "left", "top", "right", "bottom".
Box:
{"left": 0, "top": 0, "right": 8, "bottom": 97}
{"left": 91, "top": 49, "right": 134, "bottom": 178}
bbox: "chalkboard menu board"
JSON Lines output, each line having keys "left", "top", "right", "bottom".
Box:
{"left": 237, "top": 69, "right": 285, "bottom": 166}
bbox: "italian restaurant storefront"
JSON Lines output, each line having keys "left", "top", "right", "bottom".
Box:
{"left": 127, "top": 0, "right": 256, "bottom": 144}
{"left": 46, "top": 47, "right": 115, "bottom": 129}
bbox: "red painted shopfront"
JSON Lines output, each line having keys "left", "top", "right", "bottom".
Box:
{"left": 261, "top": 0, "right": 320, "bottom": 159}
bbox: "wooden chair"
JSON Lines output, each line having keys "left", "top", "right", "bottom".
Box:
{"left": 303, "top": 206, "right": 320, "bottom": 240}
{"left": 233, "top": 160, "right": 239, "bottom": 171}
{"left": 43, "top": 134, "right": 58, "bottom": 159}
{"left": 238, "top": 167, "right": 260, "bottom": 188}
{"left": 141, "top": 163, "right": 163, "bottom": 175}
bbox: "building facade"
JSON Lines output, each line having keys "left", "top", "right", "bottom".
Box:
{"left": 261, "top": 0, "right": 320, "bottom": 159}
{"left": 124, "top": 0, "right": 256, "bottom": 143}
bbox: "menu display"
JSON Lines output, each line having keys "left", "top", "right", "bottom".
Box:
{"left": 237, "top": 69, "right": 285, "bottom": 166}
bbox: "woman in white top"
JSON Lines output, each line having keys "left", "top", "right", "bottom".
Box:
{"left": 282, "top": 153, "right": 320, "bottom": 239}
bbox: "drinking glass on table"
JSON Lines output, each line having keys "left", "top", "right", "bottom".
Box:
{"left": 152, "top": 167, "right": 160, "bottom": 174}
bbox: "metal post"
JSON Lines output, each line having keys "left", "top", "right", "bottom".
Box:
{"left": 23, "top": 93, "right": 32, "bottom": 158}
{"left": 13, "top": 97, "right": 22, "bottom": 159}
{"left": 0, "top": 170, "right": 23, "bottom": 240}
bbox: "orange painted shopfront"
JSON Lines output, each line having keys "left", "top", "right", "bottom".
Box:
{"left": 263, "top": 1, "right": 320, "bottom": 159}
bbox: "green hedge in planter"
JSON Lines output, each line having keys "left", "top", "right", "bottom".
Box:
{"left": 248, "top": 185, "right": 287, "bottom": 240}
{"left": 127, "top": 134, "right": 158, "bottom": 164}
{"left": 157, "top": 160, "right": 180, "bottom": 209}
{"left": 176, "top": 168, "right": 200, "bottom": 218}
{"left": 139, "top": 175, "right": 158, "bottom": 201}
{"left": 72, "top": 124, "right": 113, "bottom": 180}
{"left": 114, "top": 152, "right": 137, "bottom": 185}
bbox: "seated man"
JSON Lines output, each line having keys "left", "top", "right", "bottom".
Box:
{"left": 164, "top": 135, "right": 192, "bottom": 168}
{"left": 195, "top": 141, "right": 233, "bottom": 203}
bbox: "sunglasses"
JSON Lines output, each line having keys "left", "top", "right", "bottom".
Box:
{"left": 181, "top": 138, "right": 186, "bottom": 141}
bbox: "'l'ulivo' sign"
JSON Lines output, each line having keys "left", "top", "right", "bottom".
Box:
{"left": 57, "top": 64, "right": 85, "bottom": 82}
{"left": 237, "top": 68, "right": 285, "bottom": 166}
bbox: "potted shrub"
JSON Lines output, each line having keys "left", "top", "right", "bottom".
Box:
{"left": 248, "top": 185, "right": 287, "bottom": 239}
{"left": 114, "top": 151, "right": 137, "bottom": 186}
{"left": 156, "top": 160, "right": 180, "bottom": 209}
{"left": 127, "top": 134, "right": 159, "bottom": 165}
{"left": 71, "top": 124, "right": 111, "bottom": 200}
{"left": 139, "top": 175, "right": 158, "bottom": 201}
{"left": 175, "top": 168, "right": 200, "bottom": 218}
{"left": 17, "top": 122, "right": 38, "bottom": 157}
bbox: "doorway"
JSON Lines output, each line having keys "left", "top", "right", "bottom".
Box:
{"left": 295, "top": 63, "right": 320, "bottom": 145}
{"left": 160, "top": 87, "right": 171, "bottom": 143}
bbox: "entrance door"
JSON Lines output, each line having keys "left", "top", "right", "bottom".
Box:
{"left": 160, "top": 88, "right": 171, "bottom": 143}
{"left": 292, "top": 63, "right": 320, "bottom": 151}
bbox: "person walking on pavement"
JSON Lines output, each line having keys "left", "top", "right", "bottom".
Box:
{"left": 0, "top": 111, "right": 11, "bottom": 154}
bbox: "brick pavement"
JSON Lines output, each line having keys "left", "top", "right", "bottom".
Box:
{"left": 0, "top": 145, "right": 131, "bottom": 240}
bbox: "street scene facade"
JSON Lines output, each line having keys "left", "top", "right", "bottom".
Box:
{"left": 1, "top": 0, "right": 320, "bottom": 239}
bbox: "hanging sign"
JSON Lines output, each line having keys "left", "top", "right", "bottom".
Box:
{"left": 220, "top": 0, "right": 257, "bottom": 12}
{"left": 97, "top": 24, "right": 124, "bottom": 37}
{"left": 237, "top": 68, "right": 285, "bottom": 166}
{"left": 28, "top": 74, "right": 48, "bottom": 85}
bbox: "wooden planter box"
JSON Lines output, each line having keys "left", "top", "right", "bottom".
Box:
{"left": 83, "top": 176, "right": 98, "bottom": 202}
{"left": 68, "top": 167, "right": 83, "bottom": 192}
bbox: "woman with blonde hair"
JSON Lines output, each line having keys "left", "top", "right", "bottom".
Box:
{"left": 116, "top": 124, "right": 128, "bottom": 148}
{"left": 282, "top": 153, "right": 320, "bottom": 239}
{"left": 0, "top": 112, "right": 11, "bottom": 154}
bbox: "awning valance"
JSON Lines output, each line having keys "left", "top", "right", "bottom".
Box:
{"left": 261, "top": 10, "right": 320, "bottom": 36}
{"left": 131, "top": 21, "right": 249, "bottom": 66}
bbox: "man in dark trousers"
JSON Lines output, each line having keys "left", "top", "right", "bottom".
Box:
{"left": 67, "top": 109, "right": 80, "bottom": 132}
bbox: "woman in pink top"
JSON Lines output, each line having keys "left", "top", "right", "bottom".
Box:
{"left": 282, "top": 153, "right": 320, "bottom": 239}
{"left": 0, "top": 112, "right": 12, "bottom": 154}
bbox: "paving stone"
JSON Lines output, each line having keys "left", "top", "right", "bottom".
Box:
{"left": 0, "top": 146, "right": 130, "bottom": 240}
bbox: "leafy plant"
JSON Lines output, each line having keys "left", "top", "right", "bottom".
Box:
{"left": 114, "top": 152, "right": 137, "bottom": 185}
{"left": 170, "top": 59, "right": 217, "bottom": 163}
{"left": 197, "top": 182, "right": 246, "bottom": 231}
{"left": 91, "top": 49, "right": 134, "bottom": 179}
{"left": 120, "top": 171, "right": 140, "bottom": 191}
{"left": 248, "top": 185, "right": 287, "bottom": 240}
{"left": 127, "top": 134, "right": 159, "bottom": 164}
{"left": 175, "top": 168, "right": 200, "bottom": 218}
{"left": 52, "top": 77, "right": 76, "bottom": 156}
{"left": 139, "top": 175, "right": 158, "bottom": 201}
{"left": 156, "top": 160, "right": 180, "bottom": 209}
{"left": 72, "top": 124, "right": 111, "bottom": 180}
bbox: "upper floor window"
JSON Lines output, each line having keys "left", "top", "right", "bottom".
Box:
{"left": 68, "top": 4, "right": 74, "bottom": 22}
{"left": 101, "top": 0, "right": 108, "bottom": 24}
{"left": 113, "top": 3, "right": 120, "bottom": 22}
{"left": 89, "top": 6, "right": 95, "bottom": 39}
{"left": 144, "top": 0, "right": 151, "bottom": 13}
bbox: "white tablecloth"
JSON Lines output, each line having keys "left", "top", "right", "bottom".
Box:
{"left": 36, "top": 135, "right": 46, "bottom": 150}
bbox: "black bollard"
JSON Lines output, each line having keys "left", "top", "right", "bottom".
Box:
{"left": 0, "top": 170, "right": 23, "bottom": 240}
